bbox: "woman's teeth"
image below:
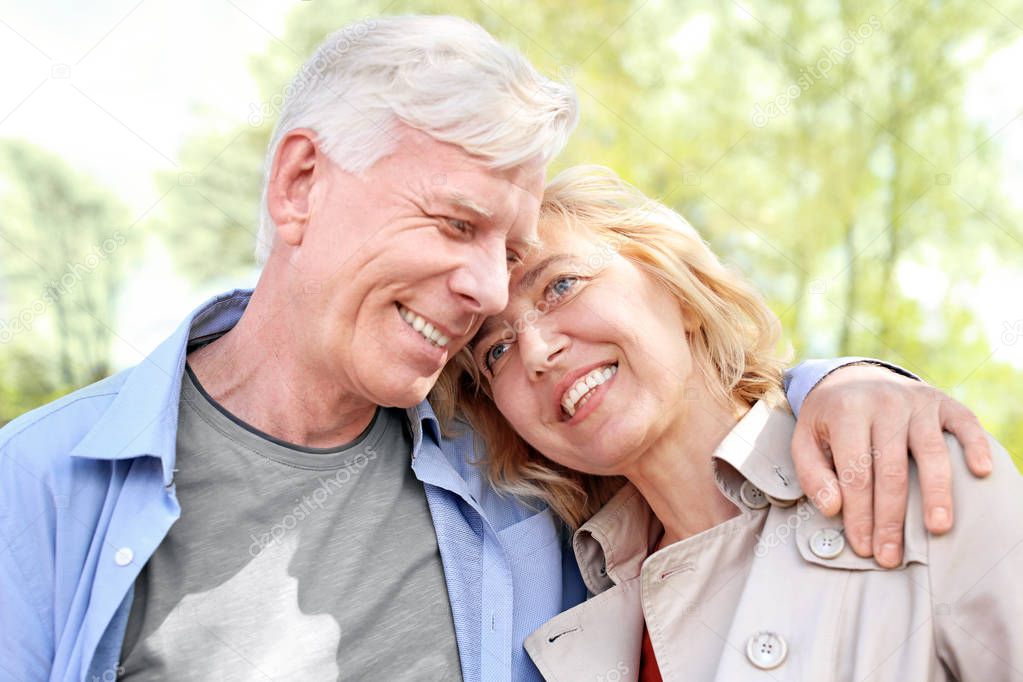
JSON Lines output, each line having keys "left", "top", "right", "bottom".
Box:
{"left": 398, "top": 305, "right": 451, "bottom": 348}
{"left": 561, "top": 364, "right": 617, "bottom": 418}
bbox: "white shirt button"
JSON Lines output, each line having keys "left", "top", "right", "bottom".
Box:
{"left": 746, "top": 631, "right": 788, "bottom": 670}
{"left": 739, "top": 480, "right": 769, "bottom": 509}
{"left": 809, "top": 528, "right": 845, "bottom": 559}
{"left": 114, "top": 547, "right": 134, "bottom": 566}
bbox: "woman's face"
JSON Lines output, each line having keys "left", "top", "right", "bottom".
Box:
{"left": 471, "top": 223, "right": 700, "bottom": 476}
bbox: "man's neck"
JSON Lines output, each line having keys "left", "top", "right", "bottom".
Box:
{"left": 186, "top": 289, "right": 379, "bottom": 449}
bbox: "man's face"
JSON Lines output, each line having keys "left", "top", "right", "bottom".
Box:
{"left": 284, "top": 126, "right": 544, "bottom": 409}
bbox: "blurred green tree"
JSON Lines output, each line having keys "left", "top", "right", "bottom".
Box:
{"left": 0, "top": 139, "right": 136, "bottom": 421}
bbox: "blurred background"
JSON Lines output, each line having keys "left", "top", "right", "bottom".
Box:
{"left": 1, "top": 0, "right": 1021, "bottom": 464}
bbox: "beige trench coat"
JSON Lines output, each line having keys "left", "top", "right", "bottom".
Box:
{"left": 525, "top": 402, "right": 1023, "bottom": 681}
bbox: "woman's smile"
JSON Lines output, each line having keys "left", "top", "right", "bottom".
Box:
{"left": 557, "top": 362, "right": 618, "bottom": 420}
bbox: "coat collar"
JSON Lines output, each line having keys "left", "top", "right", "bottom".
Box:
{"left": 528, "top": 402, "right": 802, "bottom": 680}
{"left": 572, "top": 401, "right": 802, "bottom": 594}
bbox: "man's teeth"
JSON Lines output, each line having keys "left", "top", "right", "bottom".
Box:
{"left": 398, "top": 305, "right": 451, "bottom": 347}
{"left": 561, "top": 364, "right": 617, "bottom": 417}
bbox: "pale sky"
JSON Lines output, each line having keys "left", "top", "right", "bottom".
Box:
{"left": 1, "top": 1, "right": 1020, "bottom": 370}
{"left": 0, "top": 0, "right": 289, "bottom": 365}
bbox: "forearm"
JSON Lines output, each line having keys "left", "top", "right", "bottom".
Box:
{"left": 784, "top": 357, "right": 918, "bottom": 416}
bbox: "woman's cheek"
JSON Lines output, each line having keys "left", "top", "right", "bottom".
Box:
{"left": 495, "top": 386, "right": 533, "bottom": 436}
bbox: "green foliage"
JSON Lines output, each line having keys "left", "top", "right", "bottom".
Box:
{"left": 0, "top": 139, "right": 137, "bottom": 399}
{"left": 154, "top": 125, "right": 269, "bottom": 279}
{"left": 0, "top": 346, "right": 67, "bottom": 424}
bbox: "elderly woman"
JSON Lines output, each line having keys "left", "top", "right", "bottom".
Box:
{"left": 439, "top": 166, "right": 1023, "bottom": 680}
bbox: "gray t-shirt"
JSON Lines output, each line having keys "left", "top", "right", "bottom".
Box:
{"left": 119, "top": 366, "right": 461, "bottom": 681}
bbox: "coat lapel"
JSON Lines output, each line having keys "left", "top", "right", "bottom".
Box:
{"left": 525, "top": 577, "right": 645, "bottom": 682}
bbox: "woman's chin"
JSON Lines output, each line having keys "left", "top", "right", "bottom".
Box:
{"left": 548, "top": 445, "right": 635, "bottom": 477}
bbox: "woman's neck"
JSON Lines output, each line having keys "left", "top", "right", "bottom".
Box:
{"left": 623, "top": 378, "right": 750, "bottom": 547}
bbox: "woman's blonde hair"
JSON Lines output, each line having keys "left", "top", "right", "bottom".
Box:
{"left": 432, "top": 165, "right": 789, "bottom": 529}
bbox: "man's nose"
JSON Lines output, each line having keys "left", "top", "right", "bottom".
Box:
{"left": 519, "top": 324, "right": 568, "bottom": 380}
{"left": 449, "top": 241, "right": 510, "bottom": 316}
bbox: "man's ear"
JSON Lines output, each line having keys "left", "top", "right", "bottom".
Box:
{"left": 266, "top": 128, "right": 319, "bottom": 248}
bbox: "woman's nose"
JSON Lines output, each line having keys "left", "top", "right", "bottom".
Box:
{"left": 519, "top": 324, "right": 568, "bottom": 379}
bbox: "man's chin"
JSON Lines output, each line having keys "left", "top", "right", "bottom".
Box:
{"left": 374, "top": 376, "right": 438, "bottom": 409}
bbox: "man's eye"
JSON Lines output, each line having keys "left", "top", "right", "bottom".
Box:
{"left": 546, "top": 276, "right": 579, "bottom": 300}
{"left": 446, "top": 217, "right": 473, "bottom": 234}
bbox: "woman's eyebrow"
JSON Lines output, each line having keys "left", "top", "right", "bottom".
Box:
{"left": 514, "top": 253, "right": 573, "bottom": 294}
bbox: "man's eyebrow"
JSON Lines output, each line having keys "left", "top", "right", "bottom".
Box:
{"left": 442, "top": 192, "right": 494, "bottom": 220}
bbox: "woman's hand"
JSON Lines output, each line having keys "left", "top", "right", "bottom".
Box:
{"left": 791, "top": 364, "right": 993, "bottom": 568}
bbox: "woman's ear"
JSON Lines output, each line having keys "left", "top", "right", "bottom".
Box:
{"left": 266, "top": 128, "right": 320, "bottom": 248}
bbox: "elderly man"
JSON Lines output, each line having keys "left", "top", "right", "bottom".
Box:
{"left": 0, "top": 15, "right": 992, "bottom": 682}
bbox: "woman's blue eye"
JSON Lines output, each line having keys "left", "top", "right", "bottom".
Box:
{"left": 549, "top": 276, "right": 578, "bottom": 299}
{"left": 486, "top": 342, "right": 509, "bottom": 370}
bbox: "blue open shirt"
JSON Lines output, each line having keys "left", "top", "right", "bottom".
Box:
{"left": 0, "top": 289, "right": 859, "bottom": 682}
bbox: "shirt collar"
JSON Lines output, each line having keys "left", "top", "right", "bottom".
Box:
{"left": 407, "top": 400, "right": 443, "bottom": 453}
{"left": 572, "top": 401, "right": 803, "bottom": 594}
{"left": 70, "top": 288, "right": 444, "bottom": 486}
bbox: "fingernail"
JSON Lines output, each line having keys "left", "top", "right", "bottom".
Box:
{"left": 930, "top": 507, "right": 950, "bottom": 528}
{"left": 879, "top": 542, "right": 900, "bottom": 566}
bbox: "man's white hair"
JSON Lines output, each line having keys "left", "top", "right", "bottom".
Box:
{"left": 254, "top": 14, "right": 579, "bottom": 264}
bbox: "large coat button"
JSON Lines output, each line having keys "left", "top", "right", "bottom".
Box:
{"left": 746, "top": 631, "right": 787, "bottom": 669}
{"left": 739, "top": 480, "right": 769, "bottom": 509}
{"left": 809, "top": 528, "right": 846, "bottom": 559}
